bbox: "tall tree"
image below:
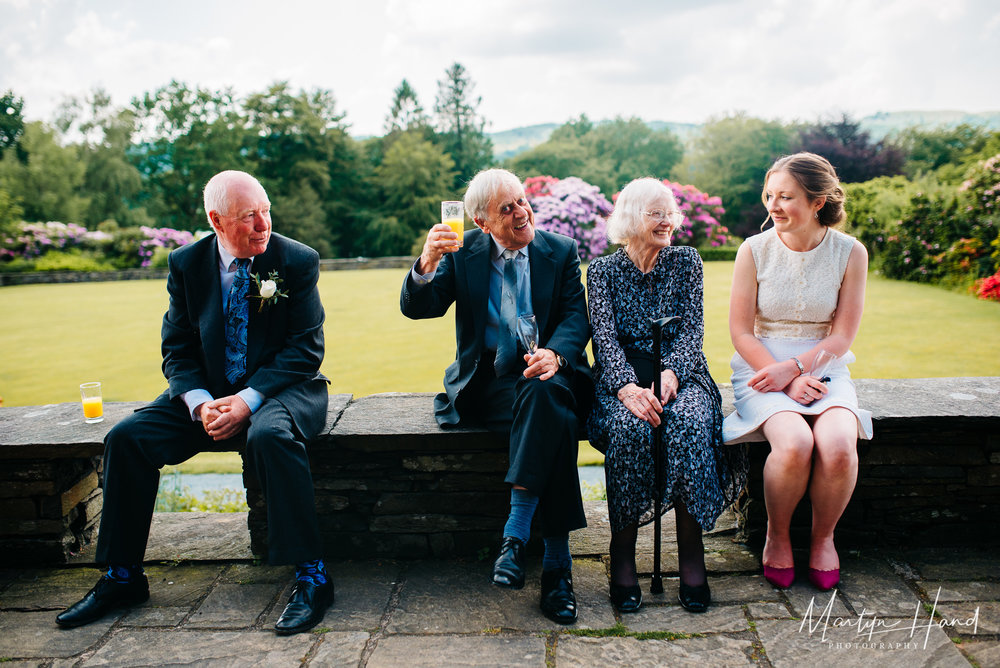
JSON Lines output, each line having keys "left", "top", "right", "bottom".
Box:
{"left": 678, "top": 113, "right": 793, "bottom": 239}
{"left": 56, "top": 88, "right": 146, "bottom": 227}
{"left": 793, "top": 114, "right": 904, "bottom": 183}
{"left": 0, "top": 90, "right": 25, "bottom": 158}
{"left": 244, "top": 82, "right": 366, "bottom": 257}
{"left": 384, "top": 79, "right": 430, "bottom": 137}
{"left": 434, "top": 63, "right": 493, "bottom": 188}
{"left": 369, "top": 132, "right": 455, "bottom": 256}
{"left": 130, "top": 81, "right": 249, "bottom": 231}
{"left": 894, "top": 123, "right": 995, "bottom": 181}
{"left": 0, "top": 121, "right": 88, "bottom": 223}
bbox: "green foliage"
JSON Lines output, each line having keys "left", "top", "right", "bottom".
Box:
{"left": 0, "top": 90, "right": 25, "bottom": 155}
{"left": 0, "top": 122, "right": 88, "bottom": 223}
{"left": 131, "top": 81, "right": 249, "bottom": 231}
{"left": 894, "top": 124, "right": 997, "bottom": 181}
{"left": 676, "top": 113, "right": 793, "bottom": 239}
{"left": 510, "top": 116, "right": 683, "bottom": 195}
{"left": 372, "top": 132, "right": 455, "bottom": 254}
{"left": 434, "top": 63, "right": 493, "bottom": 188}
{"left": 33, "top": 249, "right": 115, "bottom": 272}
{"left": 0, "top": 186, "right": 23, "bottom": 234}
{"left": 696, "top": 247, "right": 739, "bottom": 261}
{"left": 155, "top": 472, "right": 249, "bottom": 513}
{"left": 793, "top": 114, "right": 905, "bottom": 183}
{"left": 384, "top": 79, "right": 430, "bottom": 137}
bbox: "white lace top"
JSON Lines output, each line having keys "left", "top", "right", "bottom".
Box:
{"left": 748, "top": 227, "right": 855, "bottom": 340}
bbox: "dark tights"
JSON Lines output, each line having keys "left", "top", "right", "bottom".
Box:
{"left": 609, "top": 499, "right": 706, "bottom": 587}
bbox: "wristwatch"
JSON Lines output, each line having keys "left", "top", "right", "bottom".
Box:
{"left": 555, "top": 353, "right": 568, "bottom": 370}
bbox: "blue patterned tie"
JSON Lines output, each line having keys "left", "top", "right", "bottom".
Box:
{"left": 225, "top": 259, "right": 251, "bottom": 384}
{"left": 494, "top": 249, "right": 519, "bottom": 375}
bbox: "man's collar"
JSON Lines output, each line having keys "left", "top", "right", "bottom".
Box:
{"left": 216, "top": 240, "right": 254, "bottom": 272}
{"left": 489, "top": 236, "right": 529, "bottom": 261}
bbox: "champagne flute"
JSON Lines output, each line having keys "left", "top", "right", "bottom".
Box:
{"left": 810, "top": 350, "right": 838, "bottom": 383}
{"left": 517, "top": 314, "right": 538, "bottom": 355}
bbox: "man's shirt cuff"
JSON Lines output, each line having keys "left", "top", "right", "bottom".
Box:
{"left": 238, "top": 387, "right": 264, "bottom": 414}
{"left": 410, "top": 262, "right": 435, "bottom": 285}
{"left": 181, "top": 389, "right": 214, "bottom": 421}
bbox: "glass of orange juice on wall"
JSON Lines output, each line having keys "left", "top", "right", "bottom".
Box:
{"left": 441, "top": 201, "right": 464, "bottom": 249}
{"left": 80, "top": 382, "right": 104, "bottom": 423}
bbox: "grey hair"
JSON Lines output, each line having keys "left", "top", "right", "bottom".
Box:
{"left": 607, "top": 178, "right": 677, "bottom": 244}
{"left": 203, "top": 170, "right": 263, "bottom": 223}
{"left": 464, "top": 168, "right": 524, "bottom": 222}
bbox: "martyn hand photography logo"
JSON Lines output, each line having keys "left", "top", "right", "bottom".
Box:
{"left": 799, "top": 588, "right": 980, "bottom": 651}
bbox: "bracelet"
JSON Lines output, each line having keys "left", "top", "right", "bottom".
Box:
{"left": 790, "top": 356, "right": 805, "bottom": 375}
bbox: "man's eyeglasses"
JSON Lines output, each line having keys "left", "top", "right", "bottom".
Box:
{"left": 643, "top": 210, "right": 685, "bottom": 224}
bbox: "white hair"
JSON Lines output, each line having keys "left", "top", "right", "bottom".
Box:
{"left": 606, "top": 178, "right": 677, "bottom": 244}
{"left": 463, "top": 168, "right": 523, "bottom": 222}
{"left": 203, "top": 170, "right": 264, "bottom": 223}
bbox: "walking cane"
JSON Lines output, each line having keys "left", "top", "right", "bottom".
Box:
{"left": 649, "top": 315, "right": 680, "bottom": 595}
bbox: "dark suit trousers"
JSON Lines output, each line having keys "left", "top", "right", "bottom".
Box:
{"left": 95, "top": 392, "right": 322, "bottom": 566}
{"left": 460, "top": 359, "right": 587, "bottom": 537}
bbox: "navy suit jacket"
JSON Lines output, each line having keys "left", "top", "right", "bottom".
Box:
{"left": 400, "top": 228, "right": 591, "bottom": 425}
{"left": 157, "top": 232, "right": 329, "bottom": 439}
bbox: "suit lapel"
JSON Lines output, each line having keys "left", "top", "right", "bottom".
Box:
{"left": 195, "top": 237, "right": 226, "bottom": 387}
{"left": 464, "top": 231, "right": 491, "bottom": 346}
{"left": 528, "top": 232, "right": 556, "bottom": 337}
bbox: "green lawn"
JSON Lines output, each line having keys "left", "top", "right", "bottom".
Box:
{"left": 2, "top": 263, "right": 998, "bottom": 473}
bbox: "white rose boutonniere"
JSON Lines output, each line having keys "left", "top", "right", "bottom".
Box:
{"left": 250, "top": 270, "right": 289, "bottom": 311}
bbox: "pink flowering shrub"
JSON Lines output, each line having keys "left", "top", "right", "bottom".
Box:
{"left": 0, "top": 222, "right": 110, "bottom": 261}
{"left": 139, "top": 226, "right": 195, "bottom": 267}
{"left": 611, "top": 180, "right": 730, "bottom": 249}
{"left": 526, "top": 177, "right": 612, "bottom": 260}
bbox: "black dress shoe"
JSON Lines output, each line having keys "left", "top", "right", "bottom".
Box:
{"left": 540, "top": 567, "right": 577, "bottom": 624}
{"left": 678, "top": 581, "right": 711, "bottom": 613}
{"left": 609, "top": 583, "right": 642, "bottom": 613}
{"left": 56, "top": 574, "right": 150, "bottom": 628}
{"left": 491, "top": 536, "right": 526, "bottom": 589}
{"left": 274, "top": 579, "right": 334, "bottom": 635}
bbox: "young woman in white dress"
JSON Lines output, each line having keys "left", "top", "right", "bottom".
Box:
{"left": 724, "top": 152, "right": 873, "bottom": 591}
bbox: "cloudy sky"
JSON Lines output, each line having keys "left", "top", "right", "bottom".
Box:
{"left": 2, "top": 0, "right": 998, "bottom": 137}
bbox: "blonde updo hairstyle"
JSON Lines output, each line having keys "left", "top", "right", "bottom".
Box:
{"left": 763, "top": 152, "right": 846, "bottom": 228}
{"left": 607, "top": 178, "right": 678, "bottom": 245}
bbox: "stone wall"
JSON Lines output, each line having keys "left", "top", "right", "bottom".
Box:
{"left": 1, "top": 378, "right": 998, "bottom": 567}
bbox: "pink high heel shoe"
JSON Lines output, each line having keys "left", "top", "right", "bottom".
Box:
{"left": 808, "top": 568, "right": 840, "bottom": 591}
{"left": 763, "top": 565, "right": 795, "bottom": 589}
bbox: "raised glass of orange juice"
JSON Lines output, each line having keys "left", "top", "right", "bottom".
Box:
{"left": 441, "top": 201, "right": 464, "bottom": 249}
{"left": 80, "top": 382, "right": 104, "bottom": 423}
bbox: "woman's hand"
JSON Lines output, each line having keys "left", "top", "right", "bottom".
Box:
{"left": 618, "top": 382, "right": 664, "bottom": 426}
{"left": 660, "top": 369, "right": 678, "bottom": 403}
{"left": 783, "top": 375, "right": 828, "bottom": 405}
{"left": 748, "top": 359, "right": 799, "bottom": 393}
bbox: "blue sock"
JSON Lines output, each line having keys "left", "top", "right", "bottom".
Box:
{"left": 542, "top": 535, "right": 572, "bottom": 571}
{"left": 106, "top": 564, "right": 143, "bottom": 583}
{"left": 295, "top": 559, "right": 328, "bottom": 585}
{"left": 502, "top": 488, "right": 538, "bottom": 543}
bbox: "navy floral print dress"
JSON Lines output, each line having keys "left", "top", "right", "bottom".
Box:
{"left": 587, "top": 246, "right": 747, "bottom": 533}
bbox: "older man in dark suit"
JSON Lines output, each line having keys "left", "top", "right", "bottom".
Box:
{"left": 400, "top": 168, "right": 590, "bottom": 624}
{"left": 57, "top": 170, "right": 332, "bottom": 635}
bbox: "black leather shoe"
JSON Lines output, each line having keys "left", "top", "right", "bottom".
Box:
{"left": 491, "top": 536, "right": 526, "bottom": 589}
{"left": 609, "top": 583, "right": 642, "bottom": 613}
{"left": 56, "top": 574, "right": 150, "bottom": 628}
{"left": 274, "top": 580, "right": 334, "bottom": 635}
{"left": 678, "top": 581, "right": 711, "bottom": 613}
{"left": 540, "top": 567, "right": 577, "bottom": 624}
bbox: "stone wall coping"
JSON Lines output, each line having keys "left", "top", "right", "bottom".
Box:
{"left": 1, "top": 378, "right": 997, "bottom": 459}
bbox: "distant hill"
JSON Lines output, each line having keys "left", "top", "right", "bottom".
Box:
{"left": 488, "top": 111, "right": 1000, "bottom": 160}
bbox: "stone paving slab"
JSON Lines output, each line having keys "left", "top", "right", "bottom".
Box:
{"left": 556, "top": 635, "right": 757, "bottom": 667}
{"left": 389, "top": 558, "right": 616, "bottom": 633}
{"left": 747, "top": 601, "right": 794, "bottom": 619}
{"left": 621, "top": 602, "right": 749, "bottom": 634}
{"left": 897, "top": 547, "right": 1000, "bottom": 580}
{"left": 186, "top": 583, "right": 280, "bottom": 628}
{"left": 310, "top": 631, "right": 373, "bottom": 666}
{"left": 0, "top": 610, "right": 116, "bottom": 659}
{"left": 837, "top": 557, "right": 923, "bottom": 618}
{"left": 916, "top": 580, "right": 1000, "bottom": 602}
{"left": 783, "top": 585, "right": 853, "bottom": 619}
{"left": 120, "top": 605, "right": 189, "bottom": 627}
{"left": 265, "top": 559, "right": 400, "bottom": 632}
{"left": 755, "top": 618, "right": 965, "bottom": 667}
{"left": 77, "top": 629, "right": 321, "bottom": 667}
{"left": 960, "top": 640, "right": 1000, "bottom": 667}
{"left": 367, "top": 634, "right": 548, "bottom": 668}
{"left": 932, "top": 601, "right": 1000, "bottom": 635}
